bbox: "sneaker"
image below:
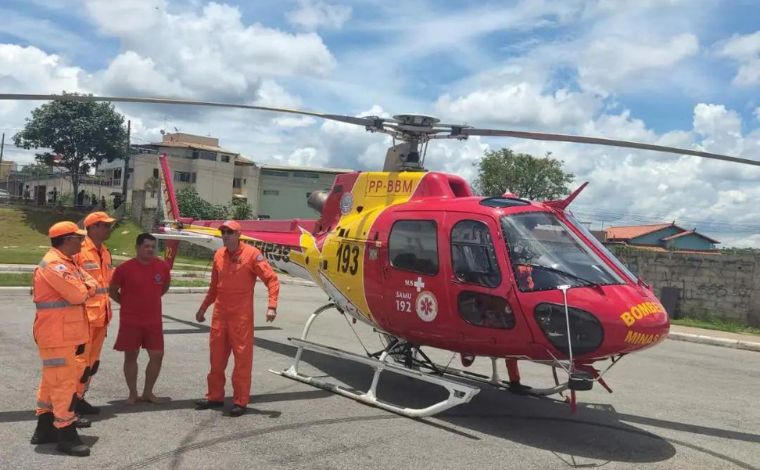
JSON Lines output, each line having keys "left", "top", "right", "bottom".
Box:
{"left": 229, "top": 405, "right": 247, "bottom": 417}
{"left": 195, "top": 399, "right": 224, "bottom": 410}
{"left": 75, "top": 399, "right": 100, "bottom": 415}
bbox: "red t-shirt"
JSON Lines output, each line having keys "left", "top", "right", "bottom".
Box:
{"left": 112, "top": 258, "right": 170, "bottom": 326}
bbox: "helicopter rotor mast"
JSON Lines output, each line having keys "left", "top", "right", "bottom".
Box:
{"left": 0, "top": 93, "right": 757, "bottom": 169}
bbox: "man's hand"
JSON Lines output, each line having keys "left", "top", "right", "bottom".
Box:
{"left": 265, "top": 308, "right": 277, "bottom": 323}
{"left": 195, "top": 307, "right": 207, "bottom": 323}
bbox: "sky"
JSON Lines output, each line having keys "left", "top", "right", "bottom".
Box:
{"left": 1, "top": 0, "right": 760, "bottom": 246}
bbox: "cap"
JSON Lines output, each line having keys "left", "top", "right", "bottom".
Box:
{"left": 84, "top": 211, "right": 116, "bottom": 227}
{"left": 49, "top": 221, "right": 86, "bottom": 238}
{"left": 219, "top": 220, "right": 241, "bottom": 232}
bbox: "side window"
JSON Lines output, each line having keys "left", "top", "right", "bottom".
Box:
{"left": 451, "top": 220, "right": 501, "bottom": 288}
{"left": 458, "top": 291, "right": 515, "bottom": 329}
{"left": 389, "top": 220, "right": 438, "bottom": 275}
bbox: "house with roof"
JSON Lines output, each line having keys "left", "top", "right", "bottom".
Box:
{"left": 604, "top": 222, "right": 720, "bottom": 252}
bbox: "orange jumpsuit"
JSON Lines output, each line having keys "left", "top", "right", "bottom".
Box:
{"left": 200, "top": 243, "right": 279, "bottom": 407}
{"left": 74, "top": 236, "right": 113, "bottom": 398}
{"left": 33, "top": 248, "right": 97, "bottom": 428}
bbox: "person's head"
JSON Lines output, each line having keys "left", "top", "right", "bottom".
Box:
{"left": 49, "top": 221, "right": 86, "bottom": 257}
{"left": 84, "top": 211, "right": 115, "bottom": 244}
{"left": 219, "top": 220, "right": 241, "bottom": 251}
{"left": 135, "top": 233, "right": 157, "bottom": 261}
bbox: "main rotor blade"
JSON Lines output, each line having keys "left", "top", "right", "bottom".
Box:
{"left": 462, "top": 127, "right": 760, "bottom": 167}
{"left": 0, "top": 93, "right": 375, "bottom": 127}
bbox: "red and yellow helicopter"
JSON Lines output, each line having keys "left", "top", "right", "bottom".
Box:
{"left": 4, "top": 93, "right": 759, "bottom": 417}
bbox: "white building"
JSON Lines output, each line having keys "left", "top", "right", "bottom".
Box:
{"left": 98, "top": 133, "right": 349, "bottom": 219}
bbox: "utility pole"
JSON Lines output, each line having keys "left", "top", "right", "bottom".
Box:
{"left": 120, "top": 120, "right": 130, "bottom": 212}
{"left": 0, "top": 132, "right": 5, "bottom": 164}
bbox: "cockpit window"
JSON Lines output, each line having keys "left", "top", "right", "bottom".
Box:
{"left": 451, "top": 220, "right": 501, "bottom": 288}
{"left": 500, "top": 212, "right": 623, "bottom": 292}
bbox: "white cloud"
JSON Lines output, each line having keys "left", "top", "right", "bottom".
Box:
{"left": 93, "top": 51, "right": 189, "bottom": 97}
{"left": 578, "top": 34, "right": 699, "bottom": 95}
{"left": 436, "top": 83, "right": 600, "bottom": 129}
{"left": 84, "top": 1, "right": 336, "bottom": 102}
{"left": 717, "top": 31, "right": 760, "bottom": 86}
{"left": 286, "top": 0, "right": 351, "bottom": 31}
{"left": 84, "top": 0, "right": 166, "bottom": 36}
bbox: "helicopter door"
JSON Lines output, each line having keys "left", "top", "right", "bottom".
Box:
{"left": 446, "top": 215, "right": 532, "bottom": 352}
{"left": 382, "top": 216, "right": 444, "bottom": 339}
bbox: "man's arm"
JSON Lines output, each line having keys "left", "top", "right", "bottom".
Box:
{"left": 39, "top": 262, "right": 91, "bottom": 305}
{"left": 196, "top": 259, "right": 218, "bottom": 322}
{"left": 162, "top": 262, "right": 171, "bottom": 296}
{"left": 109, "top": 283, "right": 121, "bottom": 304}
{"left": 251, "top": 252, "right": 280, "bottom": 322}
{"left": 109, "top": 266, "right": 122, "bottom": 303}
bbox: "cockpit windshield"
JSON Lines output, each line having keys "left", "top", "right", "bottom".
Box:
{"left": 500, "top": 212, "right": 624, "bottom": 292}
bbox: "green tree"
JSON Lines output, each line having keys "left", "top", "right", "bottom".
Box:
{"left": 18, "top": 162, "right": 54, "bottom": 178}
{"left": 176, "top": 187, "right": 228, "bottom": 220}
{"left": 13, "top": 92, "right": 128, "bottom": 206}
{"left": 229, "top": 198, "right": 253, "bottom": 220}
{"left": 474, "top": 148, "right": 574, "bottom": 200}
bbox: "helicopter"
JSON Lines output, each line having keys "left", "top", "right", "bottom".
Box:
{"left": 3, "top": 93, "right": 758, "bottom": 417}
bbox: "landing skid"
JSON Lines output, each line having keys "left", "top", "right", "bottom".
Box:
{"left": 269, "top": 303, "right": 479, "bottom": 418}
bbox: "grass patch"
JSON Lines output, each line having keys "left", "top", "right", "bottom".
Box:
{"left": 171, "top": 279, "right": 210, "bottom": 287}
{"left": 0, "top": 272, "right": 32, "bottom": 286}
{"left": 0, "top": 272, "right": 208, "bottom": 288}
{"left": 672, "top": 316, "right": 760, "bottom": 336}
{"left": 0, "top": 206, "right": 212, "bottom": 269}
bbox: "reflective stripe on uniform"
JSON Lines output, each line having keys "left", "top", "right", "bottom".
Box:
{"left": 36, "top": 401, "right": 53, "bottom": 410}
{"left": 83, "top": 262, "right": 99, "bottom": 270}
{"left": 95, "top": 287, "right": 109, "bottom": 294}
{"left": 54, "top": 415, "right": 76, "bottom": 424}
{"left": 42, "top": 357, "right": 66, "bottom": 367}
{"left": 35, "top": 300, "right": 75, "bottom": 309}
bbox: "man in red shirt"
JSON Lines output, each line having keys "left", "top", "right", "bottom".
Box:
{"left": 194, "top": 220, "right": 279, "bottom": 417}
{"left": 109, "top": 233, "right": 171, "bottom": 404}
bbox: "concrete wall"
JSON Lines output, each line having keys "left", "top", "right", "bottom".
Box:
{"left": 610, "top": 246, "right": 760, "bottom": 326}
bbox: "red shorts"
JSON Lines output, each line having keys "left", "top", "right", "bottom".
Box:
{"left": 114, "top": 323, "right": 164, "bottom": 351}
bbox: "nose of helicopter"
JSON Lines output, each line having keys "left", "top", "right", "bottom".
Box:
{"left": 604, "top": 288, "right": 671, "bottom": 353}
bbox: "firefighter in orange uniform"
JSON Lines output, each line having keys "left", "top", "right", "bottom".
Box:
{"left": 74, "top": 211, "right": 115, "bottom": 414}
{"left": 31, "top": 221, "right": 98, "bottom": 457}
{"left": 194, "top": 220, "right": 280, "bottom": 417}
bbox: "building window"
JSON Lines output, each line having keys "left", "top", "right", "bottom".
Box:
{"left": 389, "top": 220, "right": 438, "bottom": 275}
{"left": 262, "top": 169, "right": 289, "bottom": 177}
{"left": 221, "top": 154, "right": 231, "bottom": 163}
{"left": 451, "top": 220, "right": 501, "bottom": 288}
{"left": 263, "top": 189, "right": 279, "bottom": 196}
{"left": 233, "top": 178, "right": 242, "bottom": 189}
{"left": 153, "top": 168, "right": 159, "bottom": 178}
{"left": 293, "top": 171, "right": 320, "bottom": 179}
{"left": 174, "top": 171, "right": 196, "bottom": 183}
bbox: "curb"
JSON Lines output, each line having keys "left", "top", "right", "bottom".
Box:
{"left": 668, "top": 332, "right": 760, "bottom": 353}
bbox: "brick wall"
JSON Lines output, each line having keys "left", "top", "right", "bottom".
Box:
{"left": 610, "top": 246, "right": 760, "bottom": 326}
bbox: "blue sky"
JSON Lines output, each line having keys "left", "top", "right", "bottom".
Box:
{"left": 1, "top": 0, "right": 760, "bottom": 246}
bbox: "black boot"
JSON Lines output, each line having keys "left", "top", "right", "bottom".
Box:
{"left": 74, "top": 415, "right": 91, "bottom": 428}
{"left": 56, "top": 424, "right": 90, "bottom": 457}
{"left": 75, "top": 399, "right": 100, "bottom": 415}
{"left": 30, "top": 413, "right": 57, "bottom": 445}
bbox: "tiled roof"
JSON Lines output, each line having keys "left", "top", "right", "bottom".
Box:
{"left": 606, "top": 223, "right": 672, "bottom": 240}
{"left": 662, "top": 230, "right": 720, "bottom": 244}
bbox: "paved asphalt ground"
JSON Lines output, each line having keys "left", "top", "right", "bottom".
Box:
{"left": 1, "top": 285, "right": 758, "bottom": 469}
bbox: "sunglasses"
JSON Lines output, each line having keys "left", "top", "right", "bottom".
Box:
{"left": 220, "top": 229, "right": 237, "bottom": 235}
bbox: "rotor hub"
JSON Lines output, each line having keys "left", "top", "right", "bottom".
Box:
{"left": 392, "top": 114, "right": 440, "bottom": 127}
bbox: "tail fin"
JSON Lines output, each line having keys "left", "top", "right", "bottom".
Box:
{"left": 158, "top": 153, "right": 181, "bottom": 268}
{"left": 159, "top": 154, "right": 180, "bottom": 221}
